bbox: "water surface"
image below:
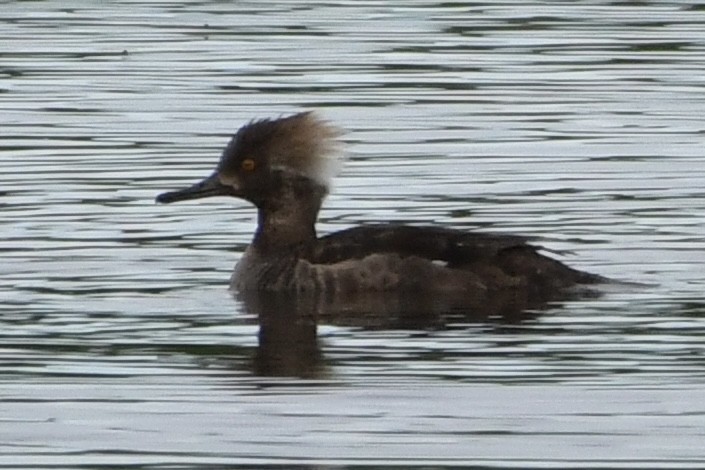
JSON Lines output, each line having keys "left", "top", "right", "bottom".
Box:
{"left": 2, "top": 1, "right": 705, "bottom": 468}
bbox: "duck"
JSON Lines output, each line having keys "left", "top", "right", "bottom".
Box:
{"left": 156, "top": 111, "right": 605, "bottom": 306}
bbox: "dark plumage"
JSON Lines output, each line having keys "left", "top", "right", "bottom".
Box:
{"left": 157, "top": 111, "right": 605, "bottom": 308}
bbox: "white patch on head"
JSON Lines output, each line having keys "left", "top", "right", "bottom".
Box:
{"left": 267, "top": 112, "right": 344, "bottom": 190}
{"left": 306, "top": 128, "right": 344, "bottom": 189}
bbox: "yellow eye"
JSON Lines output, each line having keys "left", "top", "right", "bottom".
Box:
{"left": 241, "top": 158, "right": 256, "bottom": 172}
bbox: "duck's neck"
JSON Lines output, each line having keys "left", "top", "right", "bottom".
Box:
{"left": 252, "top": 175, "right": 326, "bottom": 253}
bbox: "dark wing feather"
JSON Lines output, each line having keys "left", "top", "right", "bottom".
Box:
{"left": 305, "top": 224, "right": 603, "bottom": 293}
{"left": 307, "top": 224, "right": 532, "bottom": 265}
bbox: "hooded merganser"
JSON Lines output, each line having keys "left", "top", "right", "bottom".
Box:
{"left": 157, "top": 111, "right": 604, "bottom": 302}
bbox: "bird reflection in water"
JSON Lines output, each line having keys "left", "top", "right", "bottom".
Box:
{"left": 240, "top": 287, "right": 588, "bottom": 378}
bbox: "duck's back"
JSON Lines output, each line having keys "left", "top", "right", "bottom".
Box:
{"left": 232, "top": 224, "right": 603, "bottom": 300}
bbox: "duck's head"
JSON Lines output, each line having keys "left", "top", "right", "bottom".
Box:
{"left": 156, "top": 111, "right": 342, "bottom": 207}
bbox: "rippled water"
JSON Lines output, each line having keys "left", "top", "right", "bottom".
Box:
{"left": 2, "top": 1, "right": 705, "bottom": 468}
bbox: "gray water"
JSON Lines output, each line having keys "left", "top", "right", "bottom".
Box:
{"left": 2, "top": 1, "right": 705, "bottom": 468}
